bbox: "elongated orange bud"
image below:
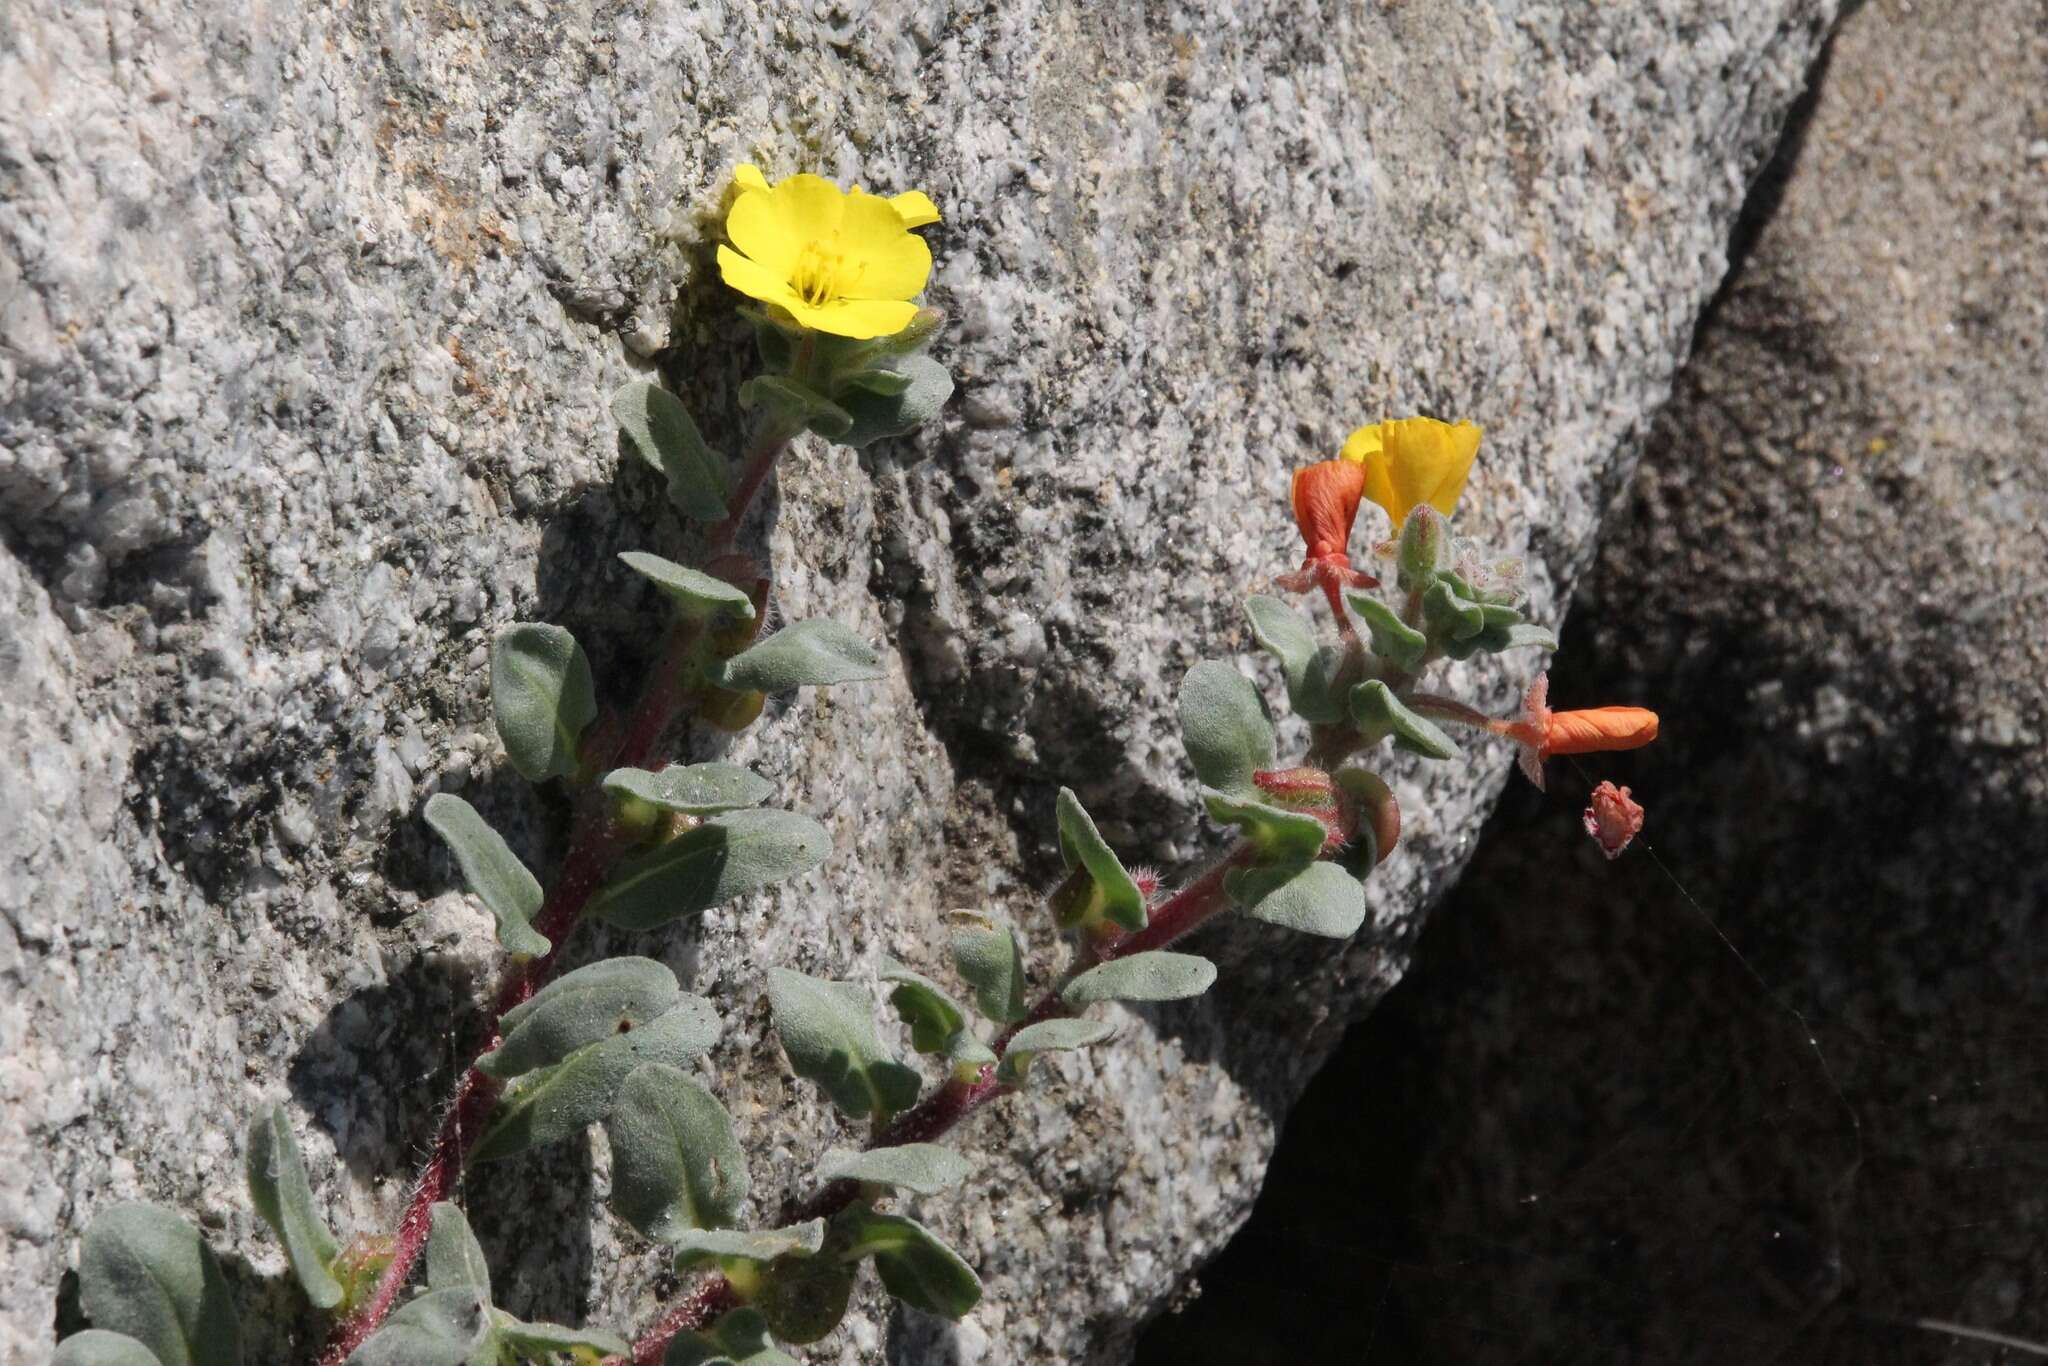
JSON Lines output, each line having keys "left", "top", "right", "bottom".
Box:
{"left": 1542, "top": 707, "right": 1660, "bottom": 756}
{"left": 1496, "top": 674, "right": 1659, "bottom": 789}
{"left": 1277, "top": 460, "right": 1378, "bottom": 615}
{"left": 1290, "top": 460, "right": 1365, "bottom": 563}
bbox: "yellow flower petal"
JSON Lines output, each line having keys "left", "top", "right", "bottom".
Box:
{"left": 726, "top": 191, "right": 802, "bottom": 280}
{"left": 887, "top": 189, "right": 941, "bottom": 228}
{"left": 1340, "top": 417, "right": 1482, "bottom": 525}
{"left": 717, "top": 244, "right": 802, "bottom": 312}
{"left": 765, "top": 173, "right": 847, "bottom": 240}
{"left": 834, "top": 193, "right": 932, "bottom": 300}
{"left": 785, "top": 296, "right": 922, "bottom": 340}
{"left": 733, "top": 163, "right": 771, "bottom": 194}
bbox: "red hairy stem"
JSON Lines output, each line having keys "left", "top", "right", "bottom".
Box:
{"left": 619, "top": 844, "right": 1253, "bottom": 1364}
{"left": 709, "top": 415, "right": 805, "bottom": 555}
{"left": 626, "top": 1276, "right": 744, "bottom": 1366}
{"left": 321, "top": 457, "right": 791, "bottom": 1360}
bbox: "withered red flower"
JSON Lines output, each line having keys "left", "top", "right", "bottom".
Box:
{"left": 1276, "top": 459, "right": 1378, "bottom": 615}
{"left": 1583, "top": 781, "right": 1645, "bottom": 860}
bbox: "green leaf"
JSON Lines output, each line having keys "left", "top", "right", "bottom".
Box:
{"left": 605, "top": 1064, "right": 749, "bottom": 1243}
{"left": 492, "top": 1313, "right": 631, "bottom": 1360}
{"left": 1350, "top": 680, "right": 1462, "bottom": 760}
{"left": 421, "top": 794, "right": 549, "bottom": 957}
{"left": 1244, "top": 595, "right": 1344, "bottom": 724}
{"left": 877, "top": 958, "right": 969, "bottom": 1056}
{"left": 594, "top": 809, "right": 831, "bottom": 932}
{"left": 244, "top": 1104, "right": 343, "bottom": 1310}
{"left": 1053, "top": 788, "right": 1146, "bottom": 930}
{"left": 1343, "top": 591, "right": 1429, "bottom": 673}
{"left": 709, "top": 619, "right": 886, "bottom": 693}
{"left": 618, "top": 552, "right": 756, "bottom": 621}
{"left": 470, "top": 1001, "right": 722, "bottom": 1163}
{"left": 840, "top": 368, "right": 912, "bottom": 396}
{"left": 837, "top": 1208, "right": 983, "bottom": 1319}
{"left": 479, "top": 957, "right": 682, "bottom": 1080}
{"left": 1178, "top": 661, "right": 1275, "bottom": 795}
{"left": 423, "top": 1204, "right": 490, "bottom": 1298}
{"left": 1439, "top": 621, "right": 1557, "bottom": 662}
{"left": 740, "top": 375, "right": 853, "bottom": 439}
{"left": 1421, "top": 579, "right": 1485, "bottom": 642}
{"left": 948, "top": 911, "right": 1028, "bottom": 1024}
{"left": 490, "top": 623, "right": 597, "bottom": 785}
{"left": 601, "top": 764, "right": 774, "bottom": 817}
{"left": 815, "top": 1144, "right": 973, "bottom": 1196}
{"left": 834, "top": 353, "right": 953, "bottom": 449}
{"left": 996, "top": 1017, "right": 1115, "bottom": 1086}
{"left": 1061, "top": 951, "right": 1216, "bottom": 1007}
{"left": 1228, "top": 861, "right": 1366, "bottom": 939}
{"left": 663, "top": 1308, "right": 799, "bottom": 1366}
{"left": 613, "top": 381, "right": 729, "bottom": 523}
{"left": 1200, "top": 788, "right": 1327, "bottom": 862}
{"left": 346, "top": 1287, "right": 493, "bottom": 1366}
{"left": 765, "top": 969, "right": 922, "bottom": 1122}
{"left": 749, "top": 1251, "right": 858, "bottom": 1348}
{"left": 78, "top": 1204, "right": 241, "bottom": 1366}
{"left": 52, "top": 1332, "right": 163, "bottom": 1366}
{"left": 670, "top": 1222, "right": 825, "bottom": 1271}
{"left": 944, "top": 1029, "right": 998, "bottom": 1071}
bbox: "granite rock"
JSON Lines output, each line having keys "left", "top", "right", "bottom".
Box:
{"left": 1, "top": 2, "right": 1833, "bottom": 1360}
{"left": 1164, "top": 2, "right": 2048, "bottom": 1362}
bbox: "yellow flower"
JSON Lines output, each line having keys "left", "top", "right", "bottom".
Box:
{"left": 717, "top": 170, "right": 936, "bottom": 339}
{"left": 1339, "top": 417, "right": 1483, "bottom": 526}
{"left": 732, "top": 163, "right": 940, "bottom": 229}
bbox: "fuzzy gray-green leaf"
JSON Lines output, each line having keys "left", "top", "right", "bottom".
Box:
{"left": 1350, "top": 680, "right": 1462, "bottom": 760}
{"left": 619, "top": 551, "right": 756, "bottom": 619}
{"left": 1244, "top": 595, "right": 1344, "bottom": 723}
{"left": 422, "top": 793, "right": 548, "bottom": 957}
{"left": 839, "top": 1208, "right": 983, "bottom": 1319}
{"left": 996, "top": 1017, "right": 1115, "bottom": 1086}
{"left": 478, "top": 957, "right": 681, "bottom": 1080}
{"left": 606, "top": 1064, "right": 748, "bottom": 1243}
{"left": 878, "top": 958, "right": 969, "bottom": 1056}
{"left": 613, "top": 381, "right": 729, "bottom": 522}
{"left": 948, "top": 911, "right": 1028, "bottom": 1024}
{"left": 79, "top": 1204, "right": 241, "bottom": 1366}
{"left": 490, "top": 623, "right": 596, "bottom": 784}
{"left": 245, "top": 1105, "right": 343, "bottom": 1310}
{"left": 816, "top": 1144, "right": 973, "bottom": 1196}
{"left": 1344, "top": 591, "right": 1429, "bottom": 673}
{"left": 602, "top": 764, "right": 775, "bottom": 817}
{"left": 1054, "top": 788, "right": 1146, "bottom": 930}
{"left": 423, "top": 1204, "right": 490, "bottom": 1298}
{"left": 710, "top": 619, "right": 886, "bottom": 693}
{"left": 52, "top": 1332, "right": 163, "bottom": 1366}
{"left": 835, "top": 353, "right": 953, "bottom": 449}
{"left": 740, "top": 375, "right": 853, "bottom": 439}
{"left": 765, "top": 969, "right": 922, "bottom": 1122}
{"left": 345, "top": 1287, "right": 492, "bottom": 1366}
{"left": 1200, "top": 788, "right": 1328, "bottom": 862}
{"left": 594, "top": 809, "right": 832, "bottom": 932}
{"left": 469, "top": 1000, "right": 722, "bottom": 1163}
{"left": 1229, "top": 861, "right": 1367, "bottom": 939}
{"left": 1178, "top": 661, "right": 1276, "bottom": 795}
{"left": 492, "top": 1313, "right": 630, "bottom": 1360}
{"left": 663, "top": 1307, "right": 799, "bottom": 1366}
{"left": 1061, "top": 951, "right": 1217, "bottom": 1007}
{"left": 670, "top": 1222, "right": 825, "bottom": 1271}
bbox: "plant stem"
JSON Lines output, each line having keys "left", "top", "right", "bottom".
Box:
{"left": 320, "top": 434, "right": 794, "bottom": 1362}
{"left": 709, "top": 416, "right": 801, "bottom": 555}
{"left": 614, "top": 842, "right": 1253, "bottom": 1365}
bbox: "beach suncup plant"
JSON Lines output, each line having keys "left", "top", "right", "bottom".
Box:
{"left": 55, "top": 165, "right": 1656, "bottom": 1366}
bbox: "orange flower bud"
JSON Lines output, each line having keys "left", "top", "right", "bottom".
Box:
{"left": 1583, "top": 781, "right": 1645, "bottom": 860}
{"left": 1496, "top": 674, "right": 1659, "bottom": 789}
{"left": 1278, "top": 460, "right": 1378, "bottom": 614}
{"left": 1290, "top": 460, "right": 1365, "bottom": 563}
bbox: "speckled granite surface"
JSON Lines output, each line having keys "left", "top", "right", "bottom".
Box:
{"left": 1, "top": 2, "right": 1833, "bottom": 1360}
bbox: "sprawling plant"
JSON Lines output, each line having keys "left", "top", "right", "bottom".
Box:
{"left": 55, "top": 165, "right": 1655, "bottom": 1366}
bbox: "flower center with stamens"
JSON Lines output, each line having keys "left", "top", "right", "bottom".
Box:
{"left": 790, "top": 240, "right": 859, "bottom": 307}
